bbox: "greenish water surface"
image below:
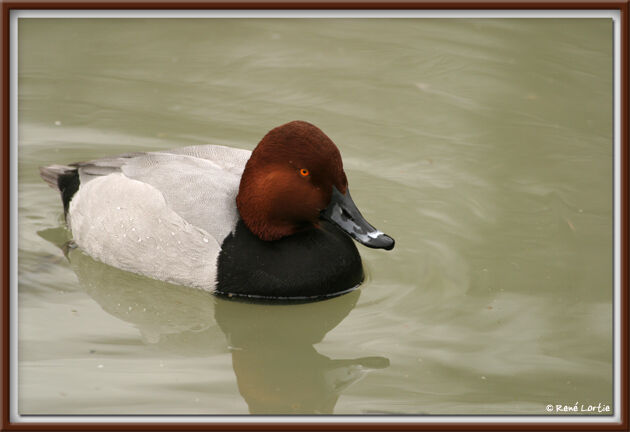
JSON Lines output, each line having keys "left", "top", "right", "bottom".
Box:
{"left": 17, "top": 18, "right": 613, "bottom": 415}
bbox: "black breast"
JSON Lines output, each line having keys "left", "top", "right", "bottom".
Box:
{"left": 216, "top": 220, "right": 364, "bottom": 300}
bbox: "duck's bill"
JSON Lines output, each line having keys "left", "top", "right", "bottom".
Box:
{"left": 320, "top": 186, "right": 395, "bottom": 250}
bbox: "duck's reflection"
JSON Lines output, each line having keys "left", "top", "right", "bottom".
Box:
{"left": 215, "top": 292, "right": 389, "bottom": 414}
{"left": 39, "top": 227, "right": 390, "bottom": 414}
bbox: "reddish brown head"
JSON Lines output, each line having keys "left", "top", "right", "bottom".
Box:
{"left": 236, "top": 121, "right": 348, "bottom": 241}
{"left": 236, "top": 121, "right": 394, "bottom": 250}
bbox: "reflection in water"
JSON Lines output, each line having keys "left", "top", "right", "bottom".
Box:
{"left": 38, "top": 227, "right": 389, "bottom": 414}
{"left": 215, "top": 293, "right": 389, "bottom": 414}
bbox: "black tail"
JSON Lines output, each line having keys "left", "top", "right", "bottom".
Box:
{"left": 39, "top": 165, "right": 80, "bottom": 215}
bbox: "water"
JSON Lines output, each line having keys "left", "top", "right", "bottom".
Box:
{"left": 17, "top": 18, "right": 613, "bottom": 415}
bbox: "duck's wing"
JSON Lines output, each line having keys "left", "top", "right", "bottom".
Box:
{"left": 76, "top": 145, "right": 250, "bottom": 182}
{"left": 122, "top": 146, "right": 251, "bottom": 243}
{"left": 162, "top": 144, "right": 251, "bottom": 176}
{"left": 76, "top": 145, "right": 251, "bottom": 243}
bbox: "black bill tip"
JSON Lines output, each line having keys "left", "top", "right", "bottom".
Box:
{"left": 366, "top": 233, "right": 395, "bottom": 251}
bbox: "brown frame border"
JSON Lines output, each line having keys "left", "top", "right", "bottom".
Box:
{"left": 1, "top": 1, "right": 627, "bottom": 431}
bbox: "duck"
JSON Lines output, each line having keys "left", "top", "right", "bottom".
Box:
{"left": 40, "top": 121, "right": 394, "bottom": 300}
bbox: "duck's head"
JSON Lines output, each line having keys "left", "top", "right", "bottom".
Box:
{"left": 236, "top": 121, "right": 394, "bottom": 250}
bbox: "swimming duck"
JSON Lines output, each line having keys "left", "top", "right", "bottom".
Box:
{"left": 40, "top": 121, "right": 394, "bottom": 300}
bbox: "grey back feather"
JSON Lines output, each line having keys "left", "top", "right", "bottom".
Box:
{"left": 75, "top": 145, "right": 251, "bottom": 243}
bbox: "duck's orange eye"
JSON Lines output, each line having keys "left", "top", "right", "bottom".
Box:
{"left": 300, "top": 168, "right": 309, "bottom": 177}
